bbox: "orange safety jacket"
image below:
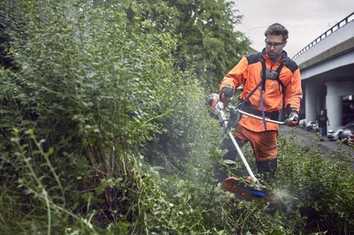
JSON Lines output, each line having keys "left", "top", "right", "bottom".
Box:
{"left": 220, "top": 50, "right": 302, "bottom": 132}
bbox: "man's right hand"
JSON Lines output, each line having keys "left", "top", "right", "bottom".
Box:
{"left": 219, "top": 86, "right": 234, "bottom": 105}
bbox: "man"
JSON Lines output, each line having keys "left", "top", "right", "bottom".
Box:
{"left": 317, "top": 109, "right": 329, "bottom": 141}
{"left": 218, "top": 23, "right": 302, "bottom": 180}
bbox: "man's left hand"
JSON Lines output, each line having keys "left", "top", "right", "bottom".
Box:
{"left": 286, "top": 111, "right": 299, "bottom": 126}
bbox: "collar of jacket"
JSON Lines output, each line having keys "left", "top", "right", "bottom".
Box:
{"left": 261, "top": 48, "right": 288, "bottom": 64}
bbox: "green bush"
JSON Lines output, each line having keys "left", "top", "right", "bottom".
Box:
{"left": 276, "top": 137, "right": 354, "bottom": 234}
{"left": 0, "top": 0, "right": 192, "bottom": 233}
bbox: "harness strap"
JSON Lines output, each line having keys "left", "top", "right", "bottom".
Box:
{"left": 237, "top": 56, "right": 286, "bottom": 127}
{"left": 255, "top": 58, "right": 284, "bottom": 128}
{"left": 241, "top": 80, "right": 262, "bottom": 103}
{"left": 241, "top": 102, "right": 280, "bottom": 120}
{"left": 260, "top": 59, "right": 267, "bottom": 129}
{"left": 260, "top": 59, "right": 267, "bottom": 91}
{"left": 275, "top": 63, "right": 285, "bottom": 93}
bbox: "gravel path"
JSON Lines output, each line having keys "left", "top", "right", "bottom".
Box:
{"left": 279, "top": 126, "right": 354, "bottom": 167}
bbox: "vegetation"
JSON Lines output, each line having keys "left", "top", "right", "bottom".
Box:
{"left": 0, "top": 0, "right": 353, "bottom": 234}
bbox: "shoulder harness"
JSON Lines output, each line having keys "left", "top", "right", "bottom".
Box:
{"left": 238, "top": 53, "right": 298, "bottom": 123}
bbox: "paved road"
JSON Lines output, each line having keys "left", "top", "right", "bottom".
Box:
{"left": 279, "top": 126, "right": 354, "bottom": 166}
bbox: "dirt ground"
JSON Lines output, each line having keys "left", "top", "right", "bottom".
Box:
{"left": 279, "top": 126, "right": 354, "bottom": 168}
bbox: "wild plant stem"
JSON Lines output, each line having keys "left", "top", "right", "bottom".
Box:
{"left": 32, "top": 135, "right": 66, "bottom": 206}
{"left": 43, "top": 190, "right": 52, "bottom": 235}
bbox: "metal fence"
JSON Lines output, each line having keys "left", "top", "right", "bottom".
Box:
{"left": 292, "top": 12, "right": 354, "bottom": 59}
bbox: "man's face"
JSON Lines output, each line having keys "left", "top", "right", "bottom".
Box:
{"left": 265, "top": 34, "right": 286, "bottom": 61}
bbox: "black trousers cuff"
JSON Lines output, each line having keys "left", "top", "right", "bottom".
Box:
{"left": 256, "top": 158, "right": 277, "bottom": 173}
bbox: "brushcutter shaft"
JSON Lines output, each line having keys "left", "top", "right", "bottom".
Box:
{"left": 217, "top": 106, "right": 259, "bottom": 183}
{"left": 227, "top": 132, "right": 258, "bottom": 183}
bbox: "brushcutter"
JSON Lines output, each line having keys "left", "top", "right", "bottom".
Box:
{"left": 208, "top": 94, "right": 286, "bottom": 201}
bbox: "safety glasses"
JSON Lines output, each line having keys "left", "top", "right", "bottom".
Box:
{"left": 265, "top": 39, "right": 285, "bottom": 48}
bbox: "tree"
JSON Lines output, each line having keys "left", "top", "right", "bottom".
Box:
{"left": 167, "top": 0, "right": 250, "bottom": 90}
{"left": 116, "top": 0, "right": 250, "bottom": 90}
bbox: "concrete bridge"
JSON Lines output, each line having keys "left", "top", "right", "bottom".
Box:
{"left": 293, "top": 12, "right": 354, "bottom": 130}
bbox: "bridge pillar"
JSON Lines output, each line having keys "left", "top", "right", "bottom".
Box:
{"left": 326, "top": 81, "right": 354, "bottom": 129}
{"left": 326, "top": 90, "right": 342, "bottom": 130}
{"left": 305, "top": 81, "right": 318, "bottom": 122}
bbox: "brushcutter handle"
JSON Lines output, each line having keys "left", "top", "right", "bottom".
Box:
{"left": 214, "top": 103, "right": 239, "bottom": 131}
{"left": 235, "top": 109, "right": 286, "bottom": 125}
{"left": 207, "top": 94, "right": 230, "bottom": 129}
{"left": 215, "top": 102, "right": 228, "bottom": 129}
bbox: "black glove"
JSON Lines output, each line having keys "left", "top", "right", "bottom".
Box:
{"left": 286, "top": 111, "right": 299, "bottom": 126}
{"left": 219, "top": 86, "right": 234, "bottom": 104}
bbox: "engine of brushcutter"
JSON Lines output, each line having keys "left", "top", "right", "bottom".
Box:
{"left": 207, "top": 93, "right": 240, "bottom": 130}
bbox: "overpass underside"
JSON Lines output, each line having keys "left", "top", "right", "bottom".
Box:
{"left": 294, "top": 13, "right": 354, "bottom": 129}
{"left": 302, "top": 62, "right": 354, "bottom": 128}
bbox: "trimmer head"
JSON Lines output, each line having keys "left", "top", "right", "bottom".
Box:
{"left": 223, "top": 176, "right": 269, "bottom": 201}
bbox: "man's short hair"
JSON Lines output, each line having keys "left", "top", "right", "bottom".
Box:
{"left": 264, "top": 23, "right": 288, "bottom": 41}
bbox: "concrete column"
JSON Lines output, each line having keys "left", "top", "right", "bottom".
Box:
{"left": 305, "top": 82, "right": 317, "bottom": 122}
{"left": 325, "top": 81, "right": 354, "bottom": 129}
{"left": 326, "top": 94, "right": 342, "bottom": 130}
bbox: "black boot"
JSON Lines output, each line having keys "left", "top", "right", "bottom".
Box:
{"left": 256, "top": 159, "right": 279, "bottom": 214}
{"left": 256, "top": 158, "right": 277, "bottom": 183}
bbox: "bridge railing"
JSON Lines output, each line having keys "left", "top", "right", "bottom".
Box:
{"left": 292, "top": 12, "right": 354, "bottom": 59}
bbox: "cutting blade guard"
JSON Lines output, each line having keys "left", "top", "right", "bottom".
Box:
{"left": 223, "top": 176, "right": 269, "bottom": 201}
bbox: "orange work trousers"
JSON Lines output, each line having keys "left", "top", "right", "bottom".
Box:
{"left": 234, "top": 124, "right": 278, "bottom": 162}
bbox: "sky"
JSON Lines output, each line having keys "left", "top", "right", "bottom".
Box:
{"left": 233, "top": 0, "right": 354, "bottom": 57}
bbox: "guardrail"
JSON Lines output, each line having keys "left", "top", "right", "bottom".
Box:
{"left": 292, "top": 12, "right": 354, "bottom": 59}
